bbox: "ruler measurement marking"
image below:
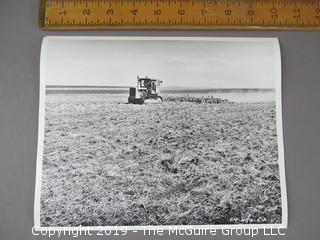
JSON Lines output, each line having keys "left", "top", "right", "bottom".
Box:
{"left": 41, "top": 0, "right": 320, "bottom": 29}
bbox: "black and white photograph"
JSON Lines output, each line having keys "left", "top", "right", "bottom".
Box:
{"left": 34, "top": 36, "right": 287, "bottom": 229}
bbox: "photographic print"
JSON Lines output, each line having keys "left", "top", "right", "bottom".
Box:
{"left": 35, "top": 37, "right": 287, "bottom": 229}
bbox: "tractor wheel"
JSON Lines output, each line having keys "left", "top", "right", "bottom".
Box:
{"left": 128, "top": 97, "right": 144, "bottom": 104}
{"left": 157, "top": 96, "right": 163, "bottom": 103}
{"left": 139, "top": 99, "right": 145, "bottom": 104}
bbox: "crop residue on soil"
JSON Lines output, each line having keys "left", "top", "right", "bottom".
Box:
{"left": 41, "top": 94, "right": 281, "bottom": 226}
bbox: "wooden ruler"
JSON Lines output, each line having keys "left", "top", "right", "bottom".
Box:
{"left": 40, "top": 0, "right": 320, "bottom": 30}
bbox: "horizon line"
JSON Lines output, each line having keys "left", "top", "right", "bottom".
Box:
{"left": 46, "top": 85, "right": 275, "bottom": 90}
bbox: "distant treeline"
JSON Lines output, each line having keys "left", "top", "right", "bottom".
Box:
{"left": 46, "top": 85, "right": 128, "bottom": 88}
{"left": 161, "top": 88, "right": 275, "bottom": 93}
{"left": 46, "top": 85, "right": 275, "bottom": 95}
{"left": 46, "top": 90, "right": 128, "bottom": 94}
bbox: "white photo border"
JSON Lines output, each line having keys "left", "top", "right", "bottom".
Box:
{"left": 34, "top": 36, "right": 287, "bottom": 230}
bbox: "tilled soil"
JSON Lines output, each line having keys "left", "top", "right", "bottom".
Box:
{"left": 41, "top": 94, "right": 282, "bottom": 226}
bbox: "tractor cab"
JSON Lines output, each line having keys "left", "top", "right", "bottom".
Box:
{"left": 137, "top": 76, "right": 162, "bottom": 95}
{"left": 128, "top": 76, "right": 163, "bottom": 104}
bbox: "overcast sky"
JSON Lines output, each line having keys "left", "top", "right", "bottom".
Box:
{"left": 44, "top": 38, "right": 278, "bottom": 89}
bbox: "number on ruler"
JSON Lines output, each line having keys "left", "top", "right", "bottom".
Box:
{"left": 107, "top": 9, "right": 114, "bottom": 15}
{"left": 131, "top": 9, "right": 138, "bottom": 15}
{"left": 178, "top": 9, "right": 185, "bottom": 16}
{"left": 270, "top": 7, "right": 278, "bottom": 18}
{"left": 248, "top": 10, "right": 255, "bottom": 16}
{"left": 154, "top": 9, "right": 161, "bottom": 15}
{"left": 83, "top": 9, "right": 91, "bottom": 16}
{"left": 225, "top": 9, "right": 232, "bottom": 16}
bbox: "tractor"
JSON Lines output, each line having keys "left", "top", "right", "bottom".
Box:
{"left": 128, "top": 76, "right": 163, "bottom": 104}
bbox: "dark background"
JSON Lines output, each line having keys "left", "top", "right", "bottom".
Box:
{"left": 0, "top": 0, "right": 319, "bottom": 239}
